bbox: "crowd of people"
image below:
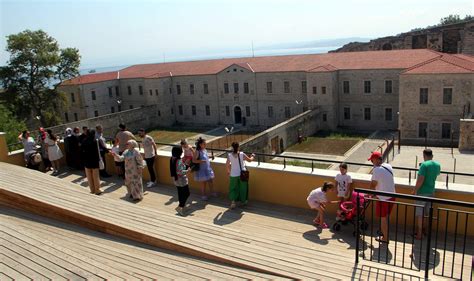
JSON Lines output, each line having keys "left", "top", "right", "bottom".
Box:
{"left": 19, "top": 126, "right": 441, "bottom": 235}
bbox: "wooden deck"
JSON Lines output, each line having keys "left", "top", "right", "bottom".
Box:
{"left": 0, "top": 162, "right": 471, "bottom": 280}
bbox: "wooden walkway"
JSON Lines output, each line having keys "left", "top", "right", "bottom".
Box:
{"left": 0, "top": 162, "right": 471, "bottom": 280}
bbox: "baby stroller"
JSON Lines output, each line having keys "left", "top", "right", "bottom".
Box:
{"left": 332, "top": 191, "right": 370, "bottom": 235}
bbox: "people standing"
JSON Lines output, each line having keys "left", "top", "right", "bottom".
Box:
{"left": 37, "top": 127, "right": 51, "bottom": 171}
{"left": 226, "top": 142, "right": 254, "bottom": 209}
{"left": 368, "top": 151, "right": 396, "bottom": 244}
{"left": 193, "top": 137, "right": 216, "bottom": 201}
{"left": 115, "top": 123, "right": 135, "bottom": 178}
{"left": 335, "top": 163, "right": 353, "bottom": 201}
{"left": 138, "top": 128, "right": 157, "bottom": 187}
{"left": 69, "top": 127, "right": 82, "bottom": 169}
{"left": 170, "top": 146, "right": 190, "bottom": 216}
{"left": 81, "top": 129, "right": 103, "bottom": 195}
{"left": 180, "top": 139, "right": 195, "bottom": 167}
{"left": 18, "top": 130, "right": 39, "bottom": 170}
{"left": 112, "top": 140, "right": 145, "bottom": 201}
{"left": 413, "top": 149, "right": 440, "bottom": 240}
{"left": 45, "top": 129, "right": 63, "bottom": 175}
{"left": 96, "top": 124, "right": 111, "bottom": 178}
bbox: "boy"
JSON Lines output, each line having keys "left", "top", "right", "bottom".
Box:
{"left": 335, "top": 163, "right": 352, "bottom": 201}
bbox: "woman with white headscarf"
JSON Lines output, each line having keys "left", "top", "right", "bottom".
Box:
{"left": 112, "top": 140, "right": 145, "bottom": 201}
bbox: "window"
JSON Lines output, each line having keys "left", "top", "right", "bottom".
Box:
{"left": 139, "top": 85, "right": 143, "bottom": 95}
{"left": 115, "top": 86, "right": 120, "bottom": 97}
{"left": 302, "top": 81, "right": 307, "bottom": 94}
{"left": 244, "top": 82, "right": 249, "bottom": 94}
{"left": 322, "top": 113, "right": 327, "bottom": 122}
{"left": 322, "top": 86, "right": 327, "bottom": 94}
{"left": 312, "top": 86, "right": 317, "bottom": 94}
{"left": 158, "top": 110, "right": 161, "bottom": 116}
{"left": 70, "top": 93, "right": 75, "bottom": 103}
{"left": 118, "top": 105, "right": 122, "bottom": 112}
{"left": 343, "top": 81, "right": 350, "bottom": 94}
{"left": 176, "top": 85, "right": 181, "bottom": 95}
{"left": 224, "top": 83, "right": 229, "bottom": 94}
{"left": 203, "top": 83, "right": 209, "bottom": 94}
{"left": 364, "top": 81, "right": 371, "bottom": 94}
{"left": 94, "top": 110, "right": 99, "bottom": 117}
{"left": 364, "top": 107, "right": 371, "bottom": 120}
{"left": 205, "top": 105, "right": 210, "bottom": 116}
{"left": 419, "top": 88, "right": 428, "bottom": 104}
{"left": 108, "top": 87, "right": 113, "bottom": 98}
{"left": 418, "top": 122, "right": 428, "bottom": 138}
{"left": 385, "top": 80, "right": 393, "bottom": 94}
{"left": 441, "top": 123, "right": 451, "bottom": 139}
{"left": 284, "top": 81, "right": 290, "bottom": 93}
{"left": 284, "top": 106, "right": 291, "bottom": 118}
{"left": 64, "top": 112, "right": 69, "bottom": 122}
{"left": 385, "top": 108, "right": 393, "bottom": 121}
{"left": 171, "top": 108, "right": 174, "bottom": 115}
{"left": 343, "top": 107, "right": 351, "bottom": 120}
{"left": 443, "top": 88, "right": 452, "bottom": 104}
{"left": 266, "top": 82, "right": 273, "bottom": 93}
{"left": 225, "top": 106, "right": 230, "bottom": 116}
{"left": 268, "top": 106, "right": 274, "bottom": 118}
{"left": 246, "top": 106, "right": 250, "bottom": 117}
{"left": 191, "top": 105, "right": 196, "bottom": 116}
{"left": 129, "top": 105, "right": 133, "bottom": 109}
{"left": 111, "top": 106, "right": 115, "bottom": 113}
{"left": 169, "top": 87, "right": 172, "bottom": 94}
{"left": 178, "top": 105, "right": 183, "bottom": 115}
{"left": 149, "top": 89, "right": 152, "bottom": 96}
{"left": 74, "top": 113, "right": 78, "bottom": 121}
{"left": 127, "top": 86, "right": 132, "bottom": 95}
{"left": 91, "top": 90, "right": 96, "bottom": 100}
{"left": 155, "top": 89, "right": 159, "bottom": 95}
{"left": 190, "top": 83, "right": 195, "bottom": 95}
{"left": 234, "top": 83, "right": 239, "bottom": 94}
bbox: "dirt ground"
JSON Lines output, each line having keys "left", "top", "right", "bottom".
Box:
{"left": 287, "top": 138, "right": 360, "bottom": 156}
{"left": 145, "top": 128, "right": 207, "bottom": 144}
{"left": 207, "top": 133, "right": 255, "bottom": 150}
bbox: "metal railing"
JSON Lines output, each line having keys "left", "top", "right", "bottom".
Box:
{"left": 354, "top": 188, "right": 473, "bottom": 280}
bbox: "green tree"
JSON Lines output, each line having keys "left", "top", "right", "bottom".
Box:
{"left": 0, "top": 104, "right": 27, "bottom": 146}
{"left": 440, "top": 14, "right": 473, "bottom": 25}
{"left": 0, "top": 30, "right": 80, "bottom": 127}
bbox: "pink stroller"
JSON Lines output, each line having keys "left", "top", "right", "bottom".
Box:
{"left": 332, "top": 191, "right": 370, "bottom": 235}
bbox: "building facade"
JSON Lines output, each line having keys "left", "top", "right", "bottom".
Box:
{"left": 59, "top": 49, "right": 474, "bottom": 144}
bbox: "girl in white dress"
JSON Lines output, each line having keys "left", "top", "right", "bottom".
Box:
{"left": 46, "top": 129, "right": 63, "bottom": 175}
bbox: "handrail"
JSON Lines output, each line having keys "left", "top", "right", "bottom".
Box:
{"left": 353, "top": 188, "right": 474, "bottom": 208}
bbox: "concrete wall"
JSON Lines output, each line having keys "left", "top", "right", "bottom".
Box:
{"left": 459, "top": 119, "right": 474, "bottom": 151}
{"left": 399, "top": 73, "right": 474, "bottom": 145}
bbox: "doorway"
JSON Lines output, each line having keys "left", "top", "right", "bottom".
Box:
{"left": 234, "top": 106, "right": 242, "bottom": 124}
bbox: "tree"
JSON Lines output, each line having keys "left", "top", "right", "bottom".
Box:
{"left": 0, "top": 104, "right": 27, "bottom": 146}
{"left": 0, "top": 30, "right": 80, "bottom": 127}
{"left": 440, "top": 14, "right": 473, "bottom": 25}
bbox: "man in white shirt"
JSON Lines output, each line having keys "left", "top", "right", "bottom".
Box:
{"left": 138, "top": 128, "right": 157, "bottom": 188}
{"left": 369, "top": 151, "right": 396, "bottom": 244}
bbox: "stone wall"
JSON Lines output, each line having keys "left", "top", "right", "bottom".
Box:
{"left": 47, "top": 104, "right": 173, "bottom": 138}
{"left": 331, "top": 20, "right": 474, "bottom": 55}
{"left": 459, "top": 119, "right": 474, "bottom": 151}
{"left": 237, "top": 109, "right": 320, "bottom": 159}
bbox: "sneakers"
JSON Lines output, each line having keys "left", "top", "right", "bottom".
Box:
{"left": 175, "top": 206, "right": 186, "bottom": 216}
{"left": 230, "top": 202, "right": 236, "bottom": 209}
{"left": 146, "top": 181, "right": 155, "bottom": 188}
{"left": 320, "top": 223, "right": 329, "bottom": 229}
{"left": 201, "top": 195, "right": 208, "bottom": 201}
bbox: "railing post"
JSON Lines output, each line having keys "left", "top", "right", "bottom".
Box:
{"left": 311, "top": 160, "right": 314, "bottom": 173}
{"left": 446, "top": 173, "right": 449, "bottom": 188}
{"left": 424, "top": 201, "right": 434, "bottom": 279}
{"left": 283, "top": 158, "right": 286, "bottom": 169}
{"left": 355, "top": 192, "right": 360, "bottom": 264}
{"left": 409, "top": 170, "right": 412, "bottom": 185}
{"left": 453, "top": 158, "right": 456, "bottom": 183}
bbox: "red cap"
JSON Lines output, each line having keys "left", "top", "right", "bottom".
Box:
{"left": 368, "top": 151, "right": 382, "bottom": 161}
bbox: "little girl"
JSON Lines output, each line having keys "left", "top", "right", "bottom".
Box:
{"left": 170, "top": 146, "right": 190, "bottom": 216}
{"left": 307, "top": 182, "right": 336, "bottom": 229}
{"left": 180, "top": 139, "right": 195, "bottom": 167}
{"left": 193, "top": 137, "right": 216, "bottom": 201}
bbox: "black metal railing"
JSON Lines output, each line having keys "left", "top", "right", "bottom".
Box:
{"left": 354, "top": 188, "right": 473, "bottom": 280}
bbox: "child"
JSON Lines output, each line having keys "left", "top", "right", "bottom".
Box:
{"left": 170, "top": 146, "right": 190, "bottom": 216}
{"left": 180, "top": 139, "right": 195, "bottom": 167}
{"left": 193, "top": 137, "right": 216, "bottom": 201}
{"left": 111, "top": 140, "right": 122, "bottom": 176}
{"left": 307, "top": 182, "right": 336, "bottom": 228}
{"left": 335, "top": 163, "right": 353, "bottom": 202}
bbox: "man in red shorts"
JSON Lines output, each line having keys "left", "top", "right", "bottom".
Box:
{"left": 368, "top": 151, "right": 396, "bottom": 244}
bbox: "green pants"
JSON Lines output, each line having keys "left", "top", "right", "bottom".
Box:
{"left": 229, "top": 176, "right": 248, "bottom": 202}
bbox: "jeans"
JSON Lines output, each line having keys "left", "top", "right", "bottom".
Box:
{"left": 145, "top": 156, "right": 156, "bottom": 182}
{"left": 176, "top": 185, "right": 190, "bottom": 207}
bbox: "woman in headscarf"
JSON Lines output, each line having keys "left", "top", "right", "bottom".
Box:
{"left": 112, "top": 140, "right": 145, "bottom": 201}
{"left": 64, "top": 128, "right": 74, "bottom": 168}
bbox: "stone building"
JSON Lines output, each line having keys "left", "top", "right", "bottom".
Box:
{"left": 59, "top": 49, "right": 474, "bottom": 144}
{"left": 331, "top": 20, "right": 474, "bottom": 56}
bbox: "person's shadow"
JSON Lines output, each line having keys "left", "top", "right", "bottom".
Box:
{"left": 302, "top": 229, "right": 330, "bottom": 245}
{"left": 410, "top": 239, "right": 440, "bottom": 271}
{"left": 213, "top": 208, "right": 243, "bottom": 226}
{"left": 182, "top": 200, "right": 207, "bottom": 216}
{"left": 368, "top": 243, "right": 393, "bottom": 264}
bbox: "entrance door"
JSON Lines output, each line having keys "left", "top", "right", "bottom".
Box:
{"left": 234, "top": 106, "right": 242, "bottom": 124}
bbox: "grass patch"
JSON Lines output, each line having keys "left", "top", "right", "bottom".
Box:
{"left": 313, "top": 130, "right": 369, "bottom": 139}
{"left": 142, "top": 127, "right": 207, "bottom": 145}
{"left": 268, "top": 159, "right": 331, "bottom": 169}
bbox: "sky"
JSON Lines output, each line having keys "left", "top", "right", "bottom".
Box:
{"left": 1, "top": 0, "right": 473, "bottom": 69}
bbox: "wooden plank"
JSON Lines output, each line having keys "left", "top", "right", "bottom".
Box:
{"left": 0, "top": 272, "right": 14, "bottom": 281}
{"left": 0, "top": 262, "right": 31, "bottom": 280}
{"left": 0, "top": 253, "right": 48, "bottom": 280}
{"left": 0, "top": 248, "right": 62, "bottom": 280}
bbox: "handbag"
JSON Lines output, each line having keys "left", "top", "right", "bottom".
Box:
{"left": 238, "top": 152, "right": 249, "bottom": 182}
{"left": 96, "top": 140, "right": 105, "bottom": 170}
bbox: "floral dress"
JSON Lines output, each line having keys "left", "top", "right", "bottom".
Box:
{"left": 194, "top": 149, "right": 215, "bottom": 182}
{"left": 117, "top": 148, "right": 144, "bottom": 200}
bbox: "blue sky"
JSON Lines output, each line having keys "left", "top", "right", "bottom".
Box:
{"left": 1, "top": 0, "right": 473, "bottom": 69}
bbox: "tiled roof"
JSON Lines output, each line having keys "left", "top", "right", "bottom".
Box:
{"left": 62, "top": 50, "right": 473, "bottom": 85}
{"left": 61, "top": 71, "right": 119, "bottom": 85}
{"left": 402, "top": 53, "right": 474, "bottom": 74}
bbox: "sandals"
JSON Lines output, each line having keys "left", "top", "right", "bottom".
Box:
{"left": 375, "top": 236, "right": 389, "bottom": 244}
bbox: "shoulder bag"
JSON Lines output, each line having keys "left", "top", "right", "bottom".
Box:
{"left": 238, "top": 152, "right": 249, "bottom": 182}
{"left": 96, "top": 140, "right": 105, "bottom": 170}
